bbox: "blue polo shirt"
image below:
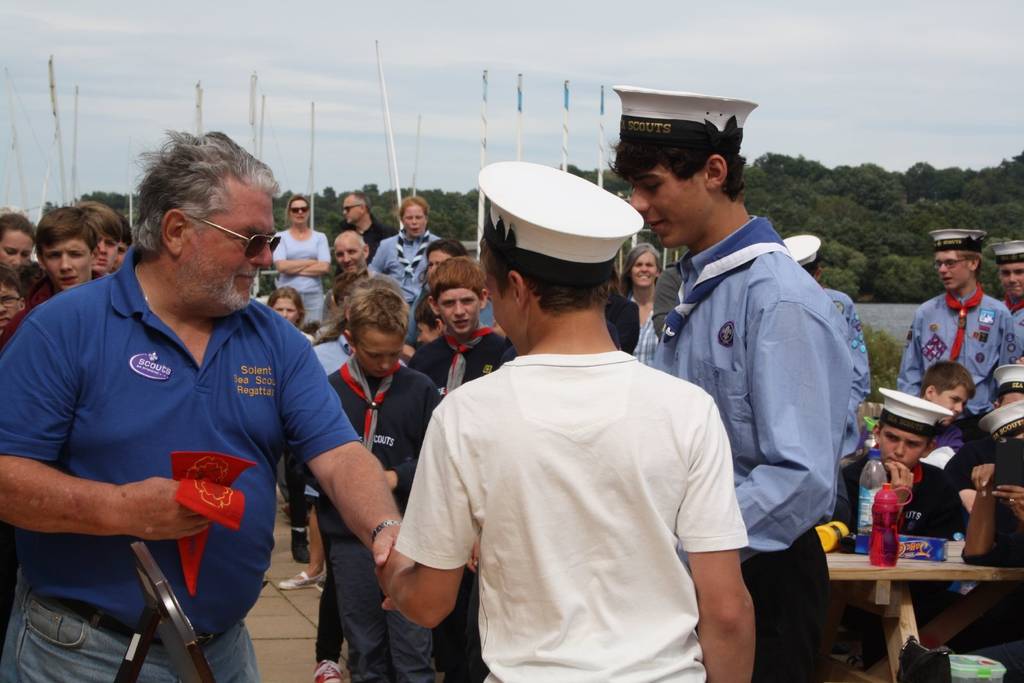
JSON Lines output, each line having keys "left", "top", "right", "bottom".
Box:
{"left": 0, "top": 249, "right": 358, "bottom": 634}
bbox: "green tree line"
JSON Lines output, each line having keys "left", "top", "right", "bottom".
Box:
{"left": 81, "top": 149, "right": 1024, "bottom": 303}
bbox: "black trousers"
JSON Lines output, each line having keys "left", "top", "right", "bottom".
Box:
{"left": 741, "top": 528, "right": 828, "bottom": 683}
{"left": 0, "top": 522, "right": 16, "bottom": 658}
{"left": 283, "top": 452, "right": 309, "bottom": 528}
{"left": 315, "top": 533, "right": 344, "bottom": 664}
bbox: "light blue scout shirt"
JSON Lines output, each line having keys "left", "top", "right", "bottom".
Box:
{"left": 1005, "top": 299, "right": 1024, "bottom": 360}
{"left": 656, "top": 217, "right": 853, "bottom": 555}
{"left": 826, "top": 288, "right": 871, "bottom": 456}
{"left": 0, "top": 250, "right": 358, "bottom": 635}
{"left": 370, "top": 231, "right": 440, "bottom": 303}
{"left": 897, "top": 291, "right": 1012, "bottom": 414}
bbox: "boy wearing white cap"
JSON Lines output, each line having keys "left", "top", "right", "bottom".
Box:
{"left": 898, "top": 229, "right": 1013, "bottom": 415}
{"left": 379, "top": 162, "right": 755, "bottom": 682}
{"left": 785, "top": 234, "right": 871, "bottom": 457}
{"left": 993, "top": 240, "right": 1024, "bottom": 332}
{"left": 842, "top": 389, "right": 963, "bottom": 540}
{"left": 612, "top": 87, "right": 853, "bottom": 681}
{"left": 946, "top": 364, "right": 1024, "bottom": 533}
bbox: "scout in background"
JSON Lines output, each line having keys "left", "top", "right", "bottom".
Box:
{"left": 898, "top": 229, "right": 1012, "bottom": 420}
{"left": 993, "top": 240, "right": 1024, "bottom": 333}
{"left": 918, "top": 361, "right": 976, "bottom": 468}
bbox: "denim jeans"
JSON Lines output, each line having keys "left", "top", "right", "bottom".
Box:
{"left": 973, "top": 641, "right": 1024, "bottom": 683}
{"left": 0, "top": 577, "right": 260, "bottom": 682}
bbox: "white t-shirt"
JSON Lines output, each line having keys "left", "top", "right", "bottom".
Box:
{"left": 396, "top": 351, "right": 747, "bottom": 683}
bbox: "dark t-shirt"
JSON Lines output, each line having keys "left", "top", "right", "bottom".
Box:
{"left": 605, "top": 293, "right": 639, "bottom": 355}
{"left": 843, "top": 457, "right": 964, "bottom": 539}
{"left": 946, "top": 436, "right": 1020, "bottom": 534}
{"left": 408, "top": 332, "right": 506, "bottom": 395}
{"left": 318, "top": 365, "right": 440, "bottom": 538}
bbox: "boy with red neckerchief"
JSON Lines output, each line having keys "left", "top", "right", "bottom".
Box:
{"left": 898, "top": 229, "right": 1013, "bottom": 418}
{"left": 993, "top": 240, "right": 1024, "bottom": 337}
{"left": 317, "top": 283, "right": 439, "bottom": 683}
{"left": 409, "top": 256, "right": 506, "bottom": 396}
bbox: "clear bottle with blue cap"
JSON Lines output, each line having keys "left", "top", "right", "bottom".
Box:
{"left": 857, "top": 448, "right": 886, "bottom": 536}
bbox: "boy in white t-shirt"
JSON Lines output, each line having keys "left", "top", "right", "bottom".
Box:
{"left": 377, "top": 162, "right": 754, "bottom": 682}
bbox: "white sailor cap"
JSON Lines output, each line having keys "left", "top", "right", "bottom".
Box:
{"left": 930, "top": 228, "right": 986, "bottom": 253}
{"left": 783, "top": 235, "right": 822, "bottom": 267}
{"left": 613, "top": 86, "right": 757, "bottom": 153}
{"left": 878, "top": 388, "right": 953, "bottom": 437}
{"left": 479, "top": 161, "right": 642, "bottom": 287}
{"left": 980, "top": 400, "right": 1024, "bottom": 440}
{"left": 995, "top": 364, "right": 1024, "bottom": 398}
{"left": 993, "top": 241, "right": 1024, "bottom": 265}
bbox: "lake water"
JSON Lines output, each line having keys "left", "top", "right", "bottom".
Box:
{"left": 856, "top": 303, "right": 918, "bottom": 339}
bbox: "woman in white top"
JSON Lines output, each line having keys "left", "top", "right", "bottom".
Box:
{"left": 273, "top": 194, "right": 331, "bottom": 324}
{"left": 622, "top": 243, "right": 661, "bottom": 366}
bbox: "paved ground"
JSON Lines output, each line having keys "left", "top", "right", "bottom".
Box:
{"left": 249, "top": 508, "right": 348, "bottom": 683}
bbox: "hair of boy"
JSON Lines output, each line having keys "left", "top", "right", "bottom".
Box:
{"left": 425, "top": 238, "right": 468, "bottom": 261}
{"left": 267, "top": 286, "right": 306, "bottom": 328}
{"left": 611, "top": 142, "right": 747, "bottom": 201}
{"left": 346, "top": 285, "right": 409, "bottom": 340}
{"left": 414, "top": 293, "right": 441, "bottom": 329}
{"left": 76, "top": 201, "right": 127, "bottom": 243}
{"left": 36, "top": 207, "right": 99, "bottom": 253}
{"left": 429, "top": 256, "right": 486, "bottom": 301}
{"left": 921, "top": 360, "right": 977, "bottom": 400}
{"left": 479, "top": 239, "right": 611, "bottom": 314}
{"left": 316, "top": 269, "right": 372, "bottom": 344}
{"left": 399, "top": 195, "right": 429, "bottom": 218}
{"left": 0, "top": 263, "right": 23, "bottom": 298}
{"left": 0, "top": 212, "right": 34, "bottom": 243}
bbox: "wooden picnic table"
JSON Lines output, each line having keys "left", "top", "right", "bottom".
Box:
{"left": 818, "top": 541, "right": 1024, "bottom": 682}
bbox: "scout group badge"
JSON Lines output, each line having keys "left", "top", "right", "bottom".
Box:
{"left": 171, "top": 451, "right": 255, "bottom": 595}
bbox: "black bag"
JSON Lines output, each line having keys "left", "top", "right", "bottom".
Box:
{"left": 898, "top": 636, "right": 951, "bottom": 683}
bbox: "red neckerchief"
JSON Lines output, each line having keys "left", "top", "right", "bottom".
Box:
{"left": 340, "top": 361, "right": 400, "bottom": 448}
{"left": 1006, "top": 297, "right": 1024, "bottom": 314}
{"left": 444, "top": 327, "right": 493, "bottom": 394}
{"left": 945, "top": 287, "right": 984, "bottom": 361}
{"left": 912, "top": 463, "right": 924, "bottom": 485}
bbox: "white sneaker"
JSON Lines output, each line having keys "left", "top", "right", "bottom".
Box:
{"left": 277, "top": 569, "right": 325, "bottom": 590}
{"left": 313, "top": 659, "right": 344, "bottom": 683}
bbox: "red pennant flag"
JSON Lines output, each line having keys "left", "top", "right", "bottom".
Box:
{"left": 170, "top": 452, "right": 256, "bottom": 596}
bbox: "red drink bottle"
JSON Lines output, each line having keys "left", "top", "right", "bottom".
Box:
{"left": 869, "top": 483, "right": 901, "bottom": 567}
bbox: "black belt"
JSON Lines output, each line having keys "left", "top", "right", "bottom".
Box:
{"left": 51, "top": 597, "right": 220, "bottom": 646}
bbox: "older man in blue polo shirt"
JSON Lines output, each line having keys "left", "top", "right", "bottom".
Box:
{"left": 0, "top": 132, "right": 402, "bottom": 682}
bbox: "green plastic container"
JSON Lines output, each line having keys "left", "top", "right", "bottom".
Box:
{"left": 949, "top": 654, "right": 1007, "bottom": 682}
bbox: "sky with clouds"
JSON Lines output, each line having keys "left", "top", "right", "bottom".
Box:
{"left": 1, "top": 1, "right": 1022, "bottom": 213}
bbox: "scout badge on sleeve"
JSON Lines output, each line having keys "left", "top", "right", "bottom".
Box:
{"left": 171, "top": 451, "right": 256, "bottom": 596}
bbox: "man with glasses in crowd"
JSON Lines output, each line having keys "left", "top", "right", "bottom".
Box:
{"left": 339, "top": 192, "right": 397, "bottom": 262}
{"left": 899, "top": 229, "right": 1013, "bottom": 420}
{"left": 0, "top": 132, "right": 402, "bottom": 682}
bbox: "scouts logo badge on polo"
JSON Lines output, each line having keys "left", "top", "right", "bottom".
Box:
{"left": 129, "top": 352, "right": 172, "bottom": 381}
{"left": 717, "top": 321, "right": 735, "bottom": 347}
{"left": 979, "top": 308, "right": 996, "bottom": 326}
{"left": 923, "top": 333, "right": 947, "bottom": 362}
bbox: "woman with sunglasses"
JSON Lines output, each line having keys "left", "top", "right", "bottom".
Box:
{"left": 272, "top": 194, "right": 331, "bottom": 324}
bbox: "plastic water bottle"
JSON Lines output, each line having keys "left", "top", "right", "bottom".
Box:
{"left": 857, "top": 449, "right": 886, "bottom": 536}
{"left": 869, "top": 483, "right": 902, "bottom": 567}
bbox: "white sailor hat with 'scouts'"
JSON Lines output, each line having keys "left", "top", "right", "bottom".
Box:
{"left": 613, "top": 86, "right": 757, "bottom": 153}
{"left": 995, "top": 364, "right": 1024, "bottom": 398}
{"left": 930, "top": 229, "right": 986, "bottom": 253}
{"left": 993, "top": 241, "right": 1024, "bottom": 265}
{"left": 878, "top": 388, "right": 953, "bottom": 437}
{"left": 783, "top": 235, "right": 822, "bottom": 267}
{"left": 479, "top": 161, "right": 642, "bottom": 287}
{"left": 980, "top": 400, "right": 1024, "bottom": 440}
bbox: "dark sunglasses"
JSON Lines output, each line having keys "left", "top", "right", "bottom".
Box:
{"left": 290, "top": 206, "right": 309, "bottom": 213}
{"left": 341, "top": 204, "right": 364, "bottom": 212}
{"left": 187, "top": 215, "right": 281, "bottom": 258}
